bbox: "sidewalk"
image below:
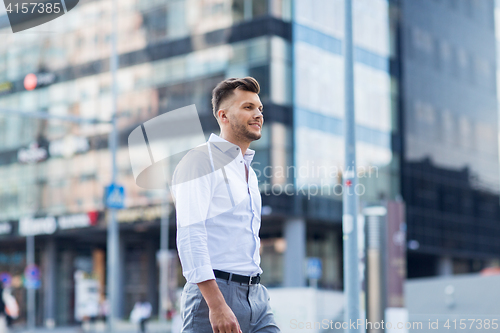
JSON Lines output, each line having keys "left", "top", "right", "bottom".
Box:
{"left": 10, "top": 319, "right": 172, "bottom": 333}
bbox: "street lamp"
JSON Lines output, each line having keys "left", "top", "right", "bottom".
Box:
{"left": 342, "top": 0, "right": 362, "bottom": 332}
{"left": 107, "top": 0, "right": 120, "bottom": 331}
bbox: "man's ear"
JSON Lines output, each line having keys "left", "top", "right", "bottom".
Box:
{"left": 218, "top": 109, "right": 228, "bottom": 123}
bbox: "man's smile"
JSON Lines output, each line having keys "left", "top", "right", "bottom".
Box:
{"left": 249, "top": 122, "right": 261, "bottom": 129}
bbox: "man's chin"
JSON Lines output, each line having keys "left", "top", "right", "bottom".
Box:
{"left": 246, "top": 132, "right": 261, "bottom": 141}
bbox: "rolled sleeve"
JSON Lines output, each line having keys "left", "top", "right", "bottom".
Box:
{"left": 181, "top": 264, "right": 216, "bottom": 284}
{"left": 171, "top": 149, "right": 215, "bottom": 284}
{"left": 176, "top": 219, "right": 215, "bottom": 283}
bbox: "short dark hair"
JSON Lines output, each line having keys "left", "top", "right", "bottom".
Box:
{"left": 211, "top": 77, "right": 260, "bottom": 120}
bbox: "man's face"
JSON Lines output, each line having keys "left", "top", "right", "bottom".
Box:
{"left": 221, "top": 88, "right": 264, "bottom": 142}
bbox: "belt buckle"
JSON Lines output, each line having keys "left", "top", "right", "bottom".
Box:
{"left": 249, "top": 274, "right": 260, "bottom": 285}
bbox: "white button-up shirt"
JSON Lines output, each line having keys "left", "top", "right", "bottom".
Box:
{"left": 171, "top": 133, "right": 262, "bottom": 284}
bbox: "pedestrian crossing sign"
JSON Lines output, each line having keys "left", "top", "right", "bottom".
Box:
{"left": 105, "top": 183, "right": 125, "bottom": 209}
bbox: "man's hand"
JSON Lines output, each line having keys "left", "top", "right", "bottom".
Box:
{"left": 197, "top": 279, "right": 242, "bottom": 333}
{"left": 209, "top": 302, "right": 242, "bottom": 333}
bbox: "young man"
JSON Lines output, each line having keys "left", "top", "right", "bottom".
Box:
{"left": 171, "top": 77, "right": 280, "bottom": 333}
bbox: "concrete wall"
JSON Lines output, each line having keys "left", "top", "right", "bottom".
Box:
{"left": 267, "top": 288, "right": 344, "bottom": 333}
{"left": 405, "top": 274, "right": 500, "bottom": 332}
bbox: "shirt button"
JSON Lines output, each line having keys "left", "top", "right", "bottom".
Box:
{"left": 236, "top": 148, "right": 239, "bottom": 150}
{"left": 240, "top": 161, "right": 243, "bottom": 163}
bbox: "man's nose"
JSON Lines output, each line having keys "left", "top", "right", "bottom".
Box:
{"left": 253, "top": 109, "right": 263, "bottom": 119}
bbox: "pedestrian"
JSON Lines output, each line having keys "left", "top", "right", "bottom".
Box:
{"left": 130, "top": 297, "right": 152, "bottom": 333}
{"left": 2, "top": 286, "right": 18, "bottom": 329}
{"left": 98, "top": 295, "right": 109, "bottom": 322}
{"left": 172, "top": 77, "right": 280, "bottom": 333}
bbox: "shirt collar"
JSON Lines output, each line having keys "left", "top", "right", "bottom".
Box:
{"left": 208, "top": 133, "right": 255, "bottom": 163}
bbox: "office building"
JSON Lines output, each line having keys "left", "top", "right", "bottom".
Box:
{"left": 398, "top": 0, "right": 500, "bottom": 277}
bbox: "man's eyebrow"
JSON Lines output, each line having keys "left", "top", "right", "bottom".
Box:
{"left": 242, "top": 102, "right": 263, "bottom": 110}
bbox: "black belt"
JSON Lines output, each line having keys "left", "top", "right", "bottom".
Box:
{"left": 214, "top": 269, "right": 261, "bottom": 285}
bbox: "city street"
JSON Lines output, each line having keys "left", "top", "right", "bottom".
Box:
{"left": 10, "top": 320, "right": 172, "bottom": 333}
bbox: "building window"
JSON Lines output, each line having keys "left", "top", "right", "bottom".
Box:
{"left": 458, "top": 116, "right": 473, "bottom": 150}
{"left": 415, "top": 100, "right": 437, "bottom": 139}
{"left": 464, "top": 53, "right": 472, "bottom": 84}
{"left": 269, "top": 0, "right": 292, "bottom": 21}
{"left": 450, "top": 44, "right": 459, "bottom": 78}
{"left": 411, "top": 27, "right": 434, "bottom": 66}
{"left": 457, "top": 47, "right": 468, "bottom": 79}
{"left": 433, "top": 38, "right": 441, "bottom": 70}
{"left": 474, "top": 57, "right": 492, "bottom": 90}
{"left": 442, "top": 109, "right": 456, "bottom": 145}
{"left": 253, "top": 0, "right": 268, "bottom": 17}
{"left": 475, "top": 122, "right": 496, "bottom": 155}
{"left": 142, "top": 7, "right": 167, "bottom": 40}
{"left": 232, "top": 0, "right": 245, "bottom": 22}
{"left": 439, "top": 40, "right": 451, "bottom": 74}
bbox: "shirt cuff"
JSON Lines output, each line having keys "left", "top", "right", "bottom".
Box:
{"left": 183, "top": 264, "right": 216, "bottom": 284}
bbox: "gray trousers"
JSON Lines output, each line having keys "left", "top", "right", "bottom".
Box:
{"left": 180, "top": 278, "right": 280, "bottom": 333}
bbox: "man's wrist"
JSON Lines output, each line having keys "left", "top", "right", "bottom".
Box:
{"left": 206, "top": 294, "right": 227, "bottom": 311}
{"left": 197, "top": 279, "right": 227, "bottom": 311}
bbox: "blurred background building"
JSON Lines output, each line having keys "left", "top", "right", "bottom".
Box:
{"left": 399, "top": 0, "right": 500, "bottom": 278}
{"left": 0, "top": 0, "right": 498, "bottom": 329}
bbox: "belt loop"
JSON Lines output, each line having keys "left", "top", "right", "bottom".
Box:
{"left": 227, "top": 272, "right": 232, "bottom": 285}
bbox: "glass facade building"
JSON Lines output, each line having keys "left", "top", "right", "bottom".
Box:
{"left": 292, "top": 0, "right": 398, "bottom": 201}
{"left": 398, "top": 0, "right": 500, "bottom": 277}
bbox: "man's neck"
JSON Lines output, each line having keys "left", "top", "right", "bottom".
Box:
{"left": 219, "top": 132, "right": 250, "bottom": 156}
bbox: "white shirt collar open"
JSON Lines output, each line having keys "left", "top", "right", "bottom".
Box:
{"left": 209, "top": 133, "right": 255, "bottom": 165}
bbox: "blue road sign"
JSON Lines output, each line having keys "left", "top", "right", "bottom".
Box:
{"left": 24, "top": 264, "right": 41, "bottom": 289}
{"left": 25, "top": 279, "right": 41, "bottom": 289}
{"left": 0, "top": 272, "right": 12, "bottom": 286}
{"left": 105, "top": 184, "right": 125, "bottom": 209}
{"left": 307, "top": 257, "right": 322, "bottom": 280}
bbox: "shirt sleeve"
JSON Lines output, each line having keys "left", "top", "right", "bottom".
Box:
{"left": 171, "top": 149, "right": 216, "bottom": 284}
